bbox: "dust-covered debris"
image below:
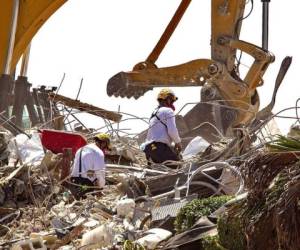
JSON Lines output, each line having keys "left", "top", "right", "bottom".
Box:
{"left": 0, "top": 86, "right": 299, "bottom": 249}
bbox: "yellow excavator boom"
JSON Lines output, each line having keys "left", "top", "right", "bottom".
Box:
{"left": 0, "top": 0, "right": 67, "bottom": 74}
{"left": 106, "top": 0, "right": 276, "bottom": 141}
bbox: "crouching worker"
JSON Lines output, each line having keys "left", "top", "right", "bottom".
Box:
{"left": 68, "top": 133, "right": 110, "bottom": 199}
{"left": 143, "top": 88, "right": 182, "bottom": 168}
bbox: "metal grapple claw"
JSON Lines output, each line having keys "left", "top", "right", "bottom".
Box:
{"left": 107, "top": 72, "right": 152, "bottom": 99}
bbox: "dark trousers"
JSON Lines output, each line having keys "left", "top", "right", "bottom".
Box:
{"left": 144, "top": 142, "right": 180, "bottom": 168}
{"left": 68, "top": 177, "right": 96, "bottom": 200}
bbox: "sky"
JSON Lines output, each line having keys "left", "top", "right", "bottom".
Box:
{"left": 25, "top": 0, "right": 300, "bottom": 136}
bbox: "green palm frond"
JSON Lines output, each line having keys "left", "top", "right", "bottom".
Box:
{"left": 266, "top": 134, "right": 300, "bottom": 152}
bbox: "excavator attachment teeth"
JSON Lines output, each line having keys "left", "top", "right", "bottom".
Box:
{"left": 107, "top": 72, "right": 152, "bottom": 99}
{"left": 107, "top": 60, "right": 222, "bottom": 99}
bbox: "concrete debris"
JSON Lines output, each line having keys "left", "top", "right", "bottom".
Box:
{"left": 81, "top": 224, "right": 114, "bottom": 249}
{"left": 116, "top": 198, "right": 135, "bottom": 219}
{"left": 0, "top": 130, "right": 11, "bottom": 165}
{"left": 288, "top": 124, "right": 300, "bottom": 139}
{"left": 136, "top": 228, "right": 172, "bottom": 249}
{"left": 48, "top": 92, "right": 122, "bottom": 123}
{"left": 0, "top": 100, "right": 299, "bottom": 249}
{"left": 30, "top": 232, "right": 58, "bottom": 248}
{"left": 11, "top": 237, "right": 46, "bottom": 250}
{"left": 0, "top": 0, "right": 299, "bottom": 247}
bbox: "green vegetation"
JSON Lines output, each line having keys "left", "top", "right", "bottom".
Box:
{"left": 201, "top": 235, "right": 227, "bottom": 250}
{"left": 174, "top": 196, "right": 232, "bottom": 232}
{"left": 266, "top": 134, "right": 300, "bottom": 152}
{"left": 218, "top": 208, "right": 246, "bottom": 250}
{"left": 123, "top": 240, "right": 145, "bottom": 250}
{"left": 217, "top": 172, "right": 289, "bottom": 250}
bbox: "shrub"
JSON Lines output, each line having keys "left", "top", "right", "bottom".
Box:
{"left": 174, "top": 195, "right": 232, "bottom": 232}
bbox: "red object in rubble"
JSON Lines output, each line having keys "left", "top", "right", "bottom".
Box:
{"left": 40, "top": 129, "right": 87, "bottom": 156}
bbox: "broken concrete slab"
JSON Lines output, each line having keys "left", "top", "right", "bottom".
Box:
{"left": 48, "top": 93, "right": 122, "bottom": 122}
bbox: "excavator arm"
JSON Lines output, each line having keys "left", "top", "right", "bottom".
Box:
{"left": 0, "top": 0, "right": 67, "bottom": 75}
{"left": 211, "top": 0, "right": 245, "bottom": 72}
{"left": 107, "top": 0, "right": 275, "bottom": 141}
{"left": 107, "top": 59, "right": 222, "bottom": 98}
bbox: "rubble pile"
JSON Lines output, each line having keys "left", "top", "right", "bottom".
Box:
{"left": 1, "top": 0, "right": 300, "bottom": 247}
{"left": 0, "top": 109, "right": 300, "bottom": 249}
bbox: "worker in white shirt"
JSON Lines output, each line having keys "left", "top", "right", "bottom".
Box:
{"left": 143, "top": 88, "right": 182, "bottom": 168}
{"left": 69, "top": 133, "right": 110, "bottom": 199}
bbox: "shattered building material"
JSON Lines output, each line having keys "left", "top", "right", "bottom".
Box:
{"left": 53, "top": 224, "right": 84, "bottom": 249}
{"left": 2, "top": 79, "right": 124, "bottom": 132}
{"left": 37, "top": 86, "right": 54, "bottom": 123}
{"left": 11, "top": 237, "right": 46, "bottom": 250}
{"left": 136, "top": 228, "right": 172, "bottom": 249}
{"left": 81, "top": 224, "right": 114, "bottom": 249}
{"left": 0, "top": 122, "right": 299, "bottom": 249}
{"left": 48, "top": 92, "right": 122, "bottom": 122}
{"left": 0, "top": 112, "right": 30, "bottom": 137}
{"left": 163, "top": 217, "right": 217, "bottom": 250}
{"left": 116, "top": 198, "right": 135, "bottom": 218}
{"left": 51, "top": 115, "right": 65, "bottom": 131}
{"left": 11, "top": 76, "right": 32, "bottom": 127}
{"left": 0, "top": 92, "right": 298, "bottom": 249}
{"left": 288, "top": 124, "right": 300, "bottom": 139}
{"left": 0, "top": 130, "right": 10, "bottom": 165}
{"left": 144, "top": 167, "right": 222, "bottom": 197}
{"left": 32, "top": 88, "right": 45, "bottom": 124}
{"left": 25, "top": 92, "right": 39, "bottom": 128}
{"left": 30, "top": 232, "right": 58, "bottom": 248}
